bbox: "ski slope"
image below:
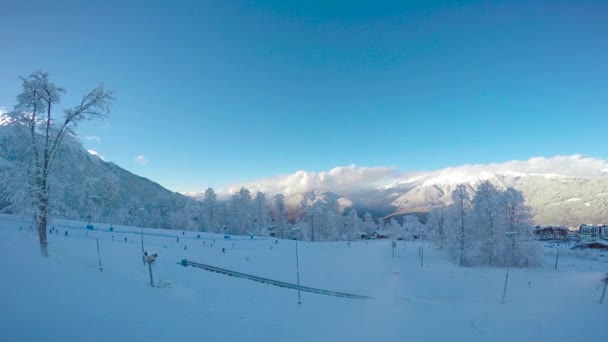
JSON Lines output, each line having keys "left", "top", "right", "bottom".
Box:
{"left": 0, "top": 214, "right": 606, "bottom": 342}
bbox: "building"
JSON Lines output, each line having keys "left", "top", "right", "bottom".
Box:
{"left": 578, "top": 224, "right": 608, "bottom": 238}
{"left": 573, "top": 240, "right": 608, "bottom": 251}
{"left": 371, "top": 230, "right": 389, "bottom": 239}
{"left": 534, "top": 225, "right": 569, "bottom": 240}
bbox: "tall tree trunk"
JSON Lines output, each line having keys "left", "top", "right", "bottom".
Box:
{"left": 459, "top": 208, "right": 465, "bottom": 266}
{"left": 38, "top": 198, "right": 49, "bottom": 257}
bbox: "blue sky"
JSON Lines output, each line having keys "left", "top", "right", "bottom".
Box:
{"left": 1, "top": 0, "right": 607, "bottom": 192}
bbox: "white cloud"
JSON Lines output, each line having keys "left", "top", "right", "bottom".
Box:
{"left": 411, "top": 155, "right": 608, "bottom": 187}
{"left": 86, "top": 135, "right": 101, "bottom": 143}
{"left": 215, "top": 155, "right": 608, "bottom": 196}
{"left": 220, "top": 165, "right": 398, "bottom": 196}
{"left": 134, "top": 155, "right": 149, "bottom": 165}
{"left": 87, "top": 149, "right": 106, "bottom": 161}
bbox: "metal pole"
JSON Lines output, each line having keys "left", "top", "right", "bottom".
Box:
{"left": 501, "top": 234, "right": 516, "bottom": 304}
{"left": 420, "top": 234, "right": 424, "bottom": 267}
{"left": 310, "top": 215, "right": 314, "bottom": 242}
{"left": 600, "top": 281, "right": 607, "bottom": 304}
{"left": 141, "top": 228, "right": 145, "bottom": 266}
{"left": 554, "top": 247, "right": 559, "bottom": 271}
{"left": 148, "top": 262, "right": 154, "bottom": 287}
{"left": 295, "top": 238, "right": 302, "bottom": 305}
{"left": 96, "top": 238, "right": 103, "bottom": 272}
{"left": 501, "top": 267, "right": 509, "bottom": 304}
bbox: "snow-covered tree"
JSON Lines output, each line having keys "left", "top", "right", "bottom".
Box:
{"left": 6, "top": 71, "right": 114, "bottom": 256}
{"left": 344, "top": 208, "right": 361, "bottom": 240}
{"left": 427, "top": 204, "right": 447, "bottom": 248}
{"left": 438, "top": 183, "right": 541, "bottom": 268}
{"left": 362, "top": 211, "right": 376, "bottom": 235}
{"left": 402, "top": 215, "right": 421, "bottom": 240}
{"left": 446, "top": 184, "right": 472, "bottom": 266}
{"left": 201, "top": 187, "right": 218, "bottom": 232}
{"left": 253, "top": 191, "right": 270, "bottom": 234}
{"left": 471, "top": 181, "right": 504, "bottom": 266}
{"left": 501, "top": 188, "right": 541, "bottom": 266}
{"left": 273, "top": 193, "right": 286, "bottom": 237}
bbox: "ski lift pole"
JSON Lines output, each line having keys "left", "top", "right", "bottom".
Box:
{"left": 599, "top": 274, "right": 608, "bottom": 304}
{"left": 144, "top": 251, "right": 157, "bottom": 287}
{"left": 289, "top": 226, "right": 303, "bottom": 305}
{"left": 295, "top": 237, "right": 302, "bottom": 305}
{"left": 501, "top": 231, "right": 517, "bottom": 304}
{"left": 141, "top": 228, "right": 145, "bottom": 266}
{"left": 420, "top": 234, "right": 424, "bottom": 268}
{"left": 96, "top": 238, "right": 103, "bottom": 272}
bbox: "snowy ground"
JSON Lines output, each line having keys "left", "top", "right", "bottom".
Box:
{"left": 0, "top": 214, "right": 606, "bottom": 342}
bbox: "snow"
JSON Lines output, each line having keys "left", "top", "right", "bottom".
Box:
{"left": 0, "top": 214, "right": 606, "bottom": 342}
{"left": 0, "top": 155, "right": 11, "bottom": 167}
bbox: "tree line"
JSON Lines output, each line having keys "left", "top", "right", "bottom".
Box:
{"left": 426, "top": 182, "right": 541, "bottom": 267}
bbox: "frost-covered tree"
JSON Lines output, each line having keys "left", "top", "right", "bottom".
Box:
{"left": 446, "top": 184, "right": 472, "bottom": 266}
{"left": 273, "top": 193, "right": 286, "bottom": 237}
{"left": 6, "top": 71, "right": 114, "bottom": 256}
{"left": 471, "top": 181, "right": 504, "bottom": 266}
{"left": 253, "top": 191, "right": 270, "bottom": 234}
{"left": 402, "top": 215, "right": 421, "bottom": 240}
{"left": 362, "top": 211, "right": 376, "bottom": 235}
{"left": 201, "top": 187, "right": 218, "bottom": 232}
{"left": 344, "top": 208, "right": 361, "bottom": 240}
{"left": 438, "top": 184, "right": 540, "bottom": 267}
{"left": 226, "top": 187, "right": 254, "bottom": 235}
{"left": 501, "top": 188, "right": 541, "bottom": 266}
{"left": 427, "top": 204, "right": 447, "bottom": 248}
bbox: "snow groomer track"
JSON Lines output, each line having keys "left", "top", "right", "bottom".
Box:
{"left": 179, "top": 259, "right": 372, "bottom": 300}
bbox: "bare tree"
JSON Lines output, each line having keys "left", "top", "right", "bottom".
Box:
{"left": 7, "top": 71, "right": 114, "bottom": 256}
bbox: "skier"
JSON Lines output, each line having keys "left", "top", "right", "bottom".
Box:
{"left": 222, "top": 248, "right": 225, "bottom": 254}
{"left": 64, "top": 230, "right": 68, "bottom": 236}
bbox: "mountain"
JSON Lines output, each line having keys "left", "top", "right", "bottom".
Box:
{"left": 3, "top": 116, "right": 606, "bottom": 229}
{"left": 0, "top": 125, "right": 190, "bottom": 229}
{"left": 204, "top": 156, "right": 608, "bottom": 227}
{"left": 377, "top": 173, "right": 608, "bottom": 225}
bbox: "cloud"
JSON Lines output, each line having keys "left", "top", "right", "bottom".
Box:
{"left": 215, "top": 155, "right": 608, "bottom": 196}
{"left": 388, "top": 155, "right": 608, "bottom": 188}
{"left": 221, "top": 165, "right": 399, "bottom": 196}
{"left": 86, "top": 135, "right": 101, "bottom": 143}
{"left": 134, "top": 155, "right": 149, "bottom": 165}
{"left": 87, "top": 149, "right": 106, "bottom": 161}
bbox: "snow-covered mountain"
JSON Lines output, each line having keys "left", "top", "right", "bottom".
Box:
{"left": 3, "top": 116, "right": 606, "bottom": 229}
{"left": 0, "top": 125, "right": 189, "bottom": 228}
{"left": 209, "top": 156, "right": 608, "bottom": 226}
{"left": 380, "top": 173, "right": 608, "bottom": 226}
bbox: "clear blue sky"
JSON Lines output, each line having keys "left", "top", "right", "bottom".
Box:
{"left": 1, "top": 0, "right": 607, "bottom": 192}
